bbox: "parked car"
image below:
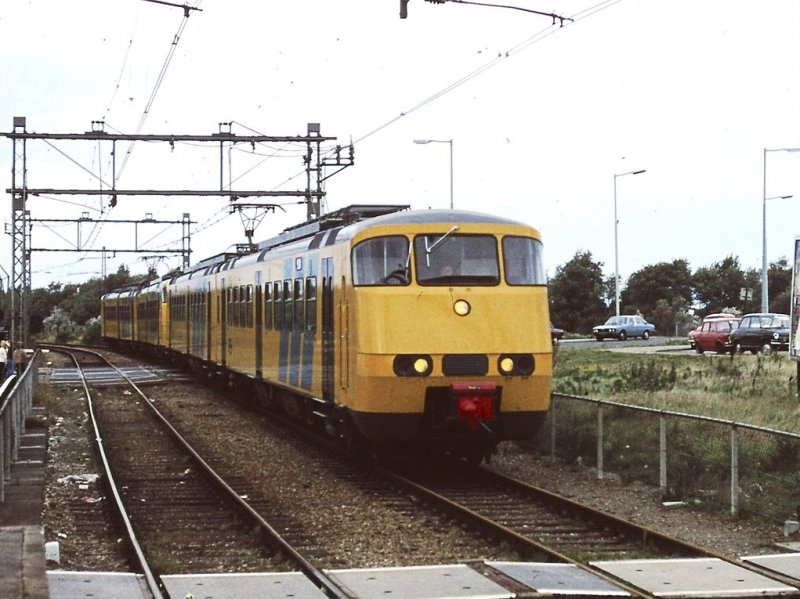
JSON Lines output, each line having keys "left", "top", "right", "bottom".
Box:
{"left": 593, "top": 315, "right": 655, "bottom": 341}
{"left": 688, "top": 313, "right": 738, "bottom": 351}
{"left": 693, "top": 316, "right": 740, "bottom": 354}
{"left": 729, "top": 313, "right": 790, "bottom": 354}
{"left": 550, "top": 322, "right": 565, "bottom": 345}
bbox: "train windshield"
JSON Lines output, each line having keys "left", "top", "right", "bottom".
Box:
{"left": 502, "top": 236, "right": 546, "bottom": 285}
{"left": 414, "top": 234, "right": 499, "bottom": 286}
{"left": 352, "top": 236, "right": 411, "bottom": 286}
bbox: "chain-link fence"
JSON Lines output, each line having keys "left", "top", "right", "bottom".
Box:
{"left": 529, "top": 392, "right": 800, "bottom": 523}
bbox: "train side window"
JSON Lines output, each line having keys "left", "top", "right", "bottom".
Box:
{"left": 503, "top": 236, "right": 546, "bottom": 285}
{"left": 306, "top": 277, "right": 317, "bottom": 332}
{"left": 231, "top": 287, "right": 238, "bottom": 327}
{"left": 246, "top": 284, "right": 253, "bottom": 328}
{"left": 352, "top": 236, "right": 409, "bottom": 286}
{"left": 237, "top": 286, "right": 244, "bottom": 327}
{"left": 294, "top": 279, "right": 304, "bottom": 330}
{"left": 264, "top": 284, "right": 273, "bottom": 330}
{"left": 283, "top": 280, "right": 292, "bottom": 331}
{"left": 274, "top": 281, "right": 284, "bottom": 329}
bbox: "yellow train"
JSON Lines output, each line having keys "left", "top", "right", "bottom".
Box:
{"left": 101, "top": 205, "right": 553, "bottom": 460}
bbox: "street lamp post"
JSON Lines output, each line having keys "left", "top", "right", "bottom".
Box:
{"left": 614, "top": 169, "right": 646, "bottom": 317}
{"left": 413, "top": 138, "right": 454, "bottom": 209}
{"left": 762, "top": 147, "right": 800, "bottom": 313}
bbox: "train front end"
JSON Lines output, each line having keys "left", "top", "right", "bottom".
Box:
{"left": 342, "top": 210, "right": 552, "bottom": 457}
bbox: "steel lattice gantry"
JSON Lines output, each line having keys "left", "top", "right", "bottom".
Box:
{"left": 3, "top": 118, "right": 352, "bottom": 347}
{"left": 10, "top": 117, "right": 30, "bottom": 346}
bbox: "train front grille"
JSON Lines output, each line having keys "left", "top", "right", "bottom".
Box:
{"left": 442, "top": 354, "right": 488, "bottom": 376}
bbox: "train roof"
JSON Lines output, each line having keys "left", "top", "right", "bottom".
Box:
{"left": 178, "top": 205, "right": 535, "bottom": 278}
{"left": 334, "top": 208, "right": 535, "bottom": 242}
{"left": 257, "top": 204, "right": 410, "bottom": 252}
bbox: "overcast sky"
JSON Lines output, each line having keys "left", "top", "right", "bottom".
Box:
{"left": 1, "top": 0, "right": 799, "bottom": 289}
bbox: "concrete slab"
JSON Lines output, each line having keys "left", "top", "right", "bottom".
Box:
{"left": 162, "top": 571, "right": 328, "bottom": 599}
{"left": 488, "top": 561, "right": 630, "bottom": 596}
{"left": 325, "top": 564, "right": 512, "bottom": 599}
{"left": 743, "top": 553, "right": 800, "bottom": 580}
{"left": 0, "top": 526, "right": 49, "bottom": 599}
{"left": 592, "top": 557, "right": 798, "bottom": 597}
{"left": 48, "top": 571, "right": 150, "bottom": 599}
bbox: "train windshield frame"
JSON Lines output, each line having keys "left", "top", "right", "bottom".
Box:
{"left": 502, "top": 236, "right": 546, "bottom": 286}
{"left": 414, "top": 233, "right": 499, "bottom": 286}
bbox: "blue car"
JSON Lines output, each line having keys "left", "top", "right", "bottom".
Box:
{"left": 593, "top": 315, "right": 655, "bottom": 341}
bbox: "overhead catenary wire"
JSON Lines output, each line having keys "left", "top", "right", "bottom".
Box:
{"left": 354, "top": 0, "right": 621, "bottom": 146}
{"left": 79, "top": 1, "right": 202, "bottom": 259}
{"left": 33, "top": 0, "right": 623, "bottom": 284}
{"left": 116, "top": 0, "right": 202, "bottom": 183}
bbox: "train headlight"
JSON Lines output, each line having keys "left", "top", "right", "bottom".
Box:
{"left": 453, "top": 299, "right": 471, "bottom": 316}
{"left": 498, "top": 354, "right": 535, "bottom": 376}
{"left": 499, "top": 357, "right": 515, "bottom": 373}
{"left": 413, "top": 358, "right": 429, "bottom": 374}
{"left": 393, "top": 354, "right": 433, "bottom": 377}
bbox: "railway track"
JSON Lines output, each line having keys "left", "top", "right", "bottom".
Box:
{"left": 382, "top": 457, "right": 710, "bottom": 562}
{"left": 41, "top": 345, "right": 800, "bottom": 597}
{"left": 375, "top": 454, "right": 800, "bottom": 595}
{"left": 46, "top": 345, "right": 351, "bottom": 599}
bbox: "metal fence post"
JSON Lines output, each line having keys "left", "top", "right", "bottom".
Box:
{"left": 731, "top": 425, "right": 739, "bottom": 517}
{"left": 0, "top": 413, "right": 5, "bottom": 502}
{"left": 597, "top": 403, "right": 604, "bottom": 480}
{"left": 549, "top": 396, "right": 556, "bottom": 459}
{"left": 659, "top": 414, "right": 667, "bottom": 491}
{"left": 11, "top": 391, "right": 19, "bottom": 462}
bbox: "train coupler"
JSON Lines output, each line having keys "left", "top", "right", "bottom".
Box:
{"left": 451, "top": 382, "right": 497, "bottom": 432}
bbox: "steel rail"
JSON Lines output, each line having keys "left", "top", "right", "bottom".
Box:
{"left": 379, "top": 458, "right": 800, "bottom": 594}
{"left": 46, "top": 344, "right": 354, "bottom": 599}
{"left": 474, "top": 467, "right": 800, "bottom": 591}
{"left": 53, "top": 348, "right": 164, "bottom": 599}
{"left": 373, "top": 461, "right": 653, "bottom": 599}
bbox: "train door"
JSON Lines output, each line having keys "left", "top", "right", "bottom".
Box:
{"left": 255, "top": 272, "right": 263, "bottom": 378}
{"left": 321, "top": 258, "right": 334, "bottom": 402}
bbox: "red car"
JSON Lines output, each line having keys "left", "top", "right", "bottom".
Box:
{"left": 694, "top": 315, "right": 740, "bottom": 354}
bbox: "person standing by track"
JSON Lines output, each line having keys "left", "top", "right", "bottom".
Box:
{"left": 12, "top": 341, "right": 26, "bottom": 375}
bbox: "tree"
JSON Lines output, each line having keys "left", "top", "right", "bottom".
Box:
{"left": 619, "top": 259, "right": 692, "bottom": 318}
{"left": 548, "top": 251, "right": 607, "bottom": 334}
{"left": 767, "top": 257, "right": 792, "bottom": 313}
{"left": 42, "top": 307, "right": 77, "bottom": 342}
{"left": 692, "top": 256, "right": 749, "bottom": 314}
{"left": 29, "top": 283, "right": 67, "bottom": 336}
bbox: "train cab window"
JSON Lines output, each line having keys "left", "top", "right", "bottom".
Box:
{"left": 352, "top": 236, "right": 410, "bottom": 286}
{"left": 414, "top": 234, "right": 499, "bottom": 286}
{"left": 502, "top": 236, "right": 546, "bottom": 285}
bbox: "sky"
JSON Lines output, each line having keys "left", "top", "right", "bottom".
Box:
{"left": 1, "top": 0, "right": 799, "bottom": 290}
